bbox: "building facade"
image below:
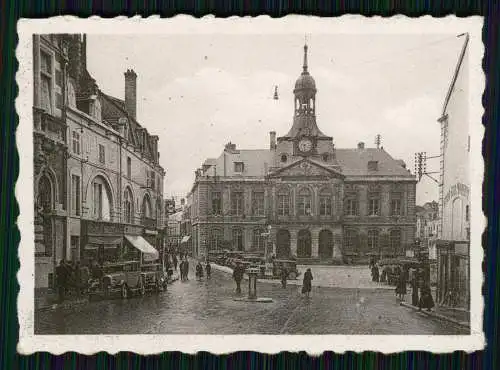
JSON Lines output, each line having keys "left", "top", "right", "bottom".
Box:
{"left": 33, "top": 34, "right": 165, "bottom": 288}
{"left": 415, "top": 201, "right": 440, "bottom": 285}
{"left": 436, "top": 34, "right": 470, "bottom": 309}
{"left": 186, "top": 44, "right": 417, "bottom": 264}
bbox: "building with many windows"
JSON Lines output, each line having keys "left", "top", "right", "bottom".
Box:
{"left": 186, "top": 44, "right": 417, "bottom": 264}
{"left": 33, "top": 34, "right": 165, "bottom": 288}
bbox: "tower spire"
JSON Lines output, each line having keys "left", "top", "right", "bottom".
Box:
{"left": 303, "top": 41, "right": 309, "bottom": 74}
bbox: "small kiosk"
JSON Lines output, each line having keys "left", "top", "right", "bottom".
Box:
{"left": 234, "top": 267, "right": 272, "bottom": 303}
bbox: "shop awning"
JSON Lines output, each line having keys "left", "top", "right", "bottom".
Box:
{"left": 125, "top": 235, "right": 159, "bottom": 261}
{"left": 87, "top": 235, "right": 122, "bottom": 245}
{"left": 180, "top": 235, "right": 191, "bottom": 244}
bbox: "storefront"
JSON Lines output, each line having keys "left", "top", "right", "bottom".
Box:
{"left": 436, "top": 240, "right": 470, "bottom": 310}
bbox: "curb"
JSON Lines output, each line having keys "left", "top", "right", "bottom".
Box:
{"left": 36, "top": 298, "right": 89, "bottom": 313}
{"left": 400, "top": 301, "right": 470, "bottom": 329}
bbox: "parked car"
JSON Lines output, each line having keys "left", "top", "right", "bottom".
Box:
{"left": 272, "top": 259, "right": 300, "bottom": 280}
{"left": 140, "top": 262, "right": 165, "bottom": 292}
{"left": 89, "top": 260, "right": 145, "bottom": 299}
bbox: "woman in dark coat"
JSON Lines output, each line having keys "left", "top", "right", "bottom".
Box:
{"left": 411, "top": 276, "right": 419, "bottom": 306}
{"left": 395, "top": 270, "right": 407, "bottom": 300}
{"left": 418, "top": 284, "right": 435, "bottom": 311}
{"left": 302, "top": 268, "right": 313, "bottom": 297}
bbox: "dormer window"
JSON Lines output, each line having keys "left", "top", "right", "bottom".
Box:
{"left": 368, "top": 161, "right": 378, "bottom": 171}
{"left": 281, "top": 154, "right": 288, "bottom": 163}
{"left": 322, "top": 153, "right": 329, "bottom": 162}
{"left": 234, "top": 162, "right": 244, "bottom": 173}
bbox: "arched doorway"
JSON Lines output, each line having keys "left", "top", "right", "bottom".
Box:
{"left": 297, "top": 229, "right": 312, "bottom": 258}
{"left": 319, "top": 229, "right": 333, "bottom": 259}
{"left": 276, "top": 229, "right": 291, "bottom": 258}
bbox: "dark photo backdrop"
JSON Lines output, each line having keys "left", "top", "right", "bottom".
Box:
{"left": 0, "top": 1, "right": 497, "bottom": 370}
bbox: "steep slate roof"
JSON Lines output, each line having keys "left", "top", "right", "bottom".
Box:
{"left": 204, "top": 149, "right": 273, "bottom": 178}
{"left": 335, "top": 148, "right": 413, "bottom": 177}
{"left": 201, "top": 146, "right": 413, "bottom": 179}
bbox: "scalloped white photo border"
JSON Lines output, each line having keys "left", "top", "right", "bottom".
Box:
{"left": 16, "top": 15, "right": 485, "bottom": 354}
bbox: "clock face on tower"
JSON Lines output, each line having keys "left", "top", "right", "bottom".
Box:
{"left": 298, "top": 138, "right": 313, "bottom": 153}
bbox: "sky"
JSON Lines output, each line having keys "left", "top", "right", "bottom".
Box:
{"left": 86, "top": 33, "right": 467, "bottom": 205}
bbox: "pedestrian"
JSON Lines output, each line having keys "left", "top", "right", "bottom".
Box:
{"left": 173, "top": 254, "right": 178, "bottom": 271}
{"left": 80, "top": 262, "right": 90, "bottom": 295}
{"left": 395, "top": 269, "right": 407, "bottom": 300}
{"left": 55, "top": 259, "right": 68, "bottom": 303}
{"left": 280, "top": 267, "right": 288, "bottom": 289}
{"left": 74, "top": 261, "right": 82, "bottom": 296}
{"left": 411, "top": 276, "right": 419, "bottom": 306}
{"left": 184, "top": 258, "right": 190, "bottom": 281}
{"left": 418, "top": 284, "right": 435, "bottom": 311}
{"left": 302, "top": 268, "right": 313, "bottom": 298}
{"left": 233, "top": 262, "right": 244, "bottom": 294}
{"left": 179, "top": 260, "right": 185, "bottom": 281}
{"left": 371, "top": 264, "right": 379, "bottom": 282}
{"left": 195, "top": 261, "right": 204, "bottom": 280}
{"left": 369, "top": 257, "right": 375, "bottom": 271}
{"left": 205, "top": 260, "right": 211, "bottom": 279}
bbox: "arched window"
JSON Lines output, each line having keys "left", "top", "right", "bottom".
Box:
{"left": 367, "top": 229, "right": 379, "bottom": 250}
{"left": 92, "top": 175, "right": 112, "bottom": 221}
{"left": 277, "top": 188, "right": 290, "bottom": 216}
{"left": 390, "top": 229, "right": 401, "bottom": 253}
{"left": 252, "top": 228, "right": 265, "bottom": 251}
{"left": 37, "top": 175, "right": 53, "bottom": 213}
{"left": 319, "top": 188, "right": 332, "bottom": 216}
{"left": 297, "top": 188, "right": 312, "bottom": 216}
{"left": 208, "top": 228, "right": 223, "bottom": 252}
{"left": 142, "top": 194, "right": 152, "bottom": 219}
{"left": 123, "top": 187, "right": 134, "bottom": 224}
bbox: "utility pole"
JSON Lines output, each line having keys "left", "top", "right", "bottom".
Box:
{"left": 375, "top": 134, "right": 382, "bottom": 149}
{"left": 414, "top": 151, "right": 440, "bottom": 183}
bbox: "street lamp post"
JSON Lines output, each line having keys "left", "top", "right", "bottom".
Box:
{"left": 261, "top": 224, "right": 272, "bottom": 261}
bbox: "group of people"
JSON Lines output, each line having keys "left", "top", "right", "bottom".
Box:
{"left": 368, "top": 259, "right": 435, "bottom": 312}
{"left": 55, "top": 259, "right": 92, "bottom": 302}
{"left": 195, "top": 261, "right": 212, "bottom": 280}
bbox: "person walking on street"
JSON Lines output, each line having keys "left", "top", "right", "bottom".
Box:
{"left": 56, "top": 260, "right": 68, "bottom": 303}
{"left": 280, "top": 267, "right": 288, "bottom": 289}
{"left": 395, "top": 269, "right": 407, "bottom": 301}
{"left": 184, "top": 258, "right": 190, "bottom": 281}
{"left": 233, "top": 262, "right": 244, "bottom": 294}
{"left": 179, "top": 260, "right": 185, "bottom": 281}
{"left": 195, "top": 261, "right": 204, "bottom": 280}
{"left": 302, "top": 268, "right": 313, "bottom": 298}
{"left": 371, "top": 264, "right": 379, "bottom": 282}
{"left": 411, "top": 275, "right": 419, "bottom": 306}
{"left": 173, "top": 254, "right": 178, "bottom": 271}
{"left": 205, "top": 260, "right": 211, "bottom": 279}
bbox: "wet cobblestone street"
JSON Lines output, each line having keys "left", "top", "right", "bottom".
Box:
{"left": 35, "top": 266, "right": 468, "bottom": 335}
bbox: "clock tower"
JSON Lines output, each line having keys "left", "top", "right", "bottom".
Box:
{"left": 275, "top": 43, "right": 334, "bottom": 163}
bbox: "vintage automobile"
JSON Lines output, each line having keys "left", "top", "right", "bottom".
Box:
{"left": 271, "top": 259, "right": 300, "bottom": 280}
{"left": 88, "top": 260, "right": 146, "bottom": 299}
{"left": 140, "top": 262, "right": 166, "bottom": 292}
{"left": 207, "top": 250, "right": 227, "bottom": 265}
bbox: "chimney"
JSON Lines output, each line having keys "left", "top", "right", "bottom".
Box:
{"left": 270, "top": 131, "right": 276, "bottom": 150}
{"left": 124, "top": 69, "right": 137, "bottom": 120}
{"left": 151, "top": 135, "right": 159, "bottom": 162}
{"left": 357, "top": 142, "right": 365, "bottom": 150}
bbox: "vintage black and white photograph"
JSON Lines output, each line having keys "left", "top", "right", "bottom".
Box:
{"left": 17, "top": 17, "right": 484, "bottom": 353}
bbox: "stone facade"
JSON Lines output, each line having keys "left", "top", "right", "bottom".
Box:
{"left": 33, "top": 34, "right": 165, "bottom": 288}
{"left": 187, "top": 44, "right": 417, "bottom": 264}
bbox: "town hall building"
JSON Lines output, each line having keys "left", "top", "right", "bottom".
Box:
{"left": 186, "top": 44, "right": 417, "bottom": 264}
